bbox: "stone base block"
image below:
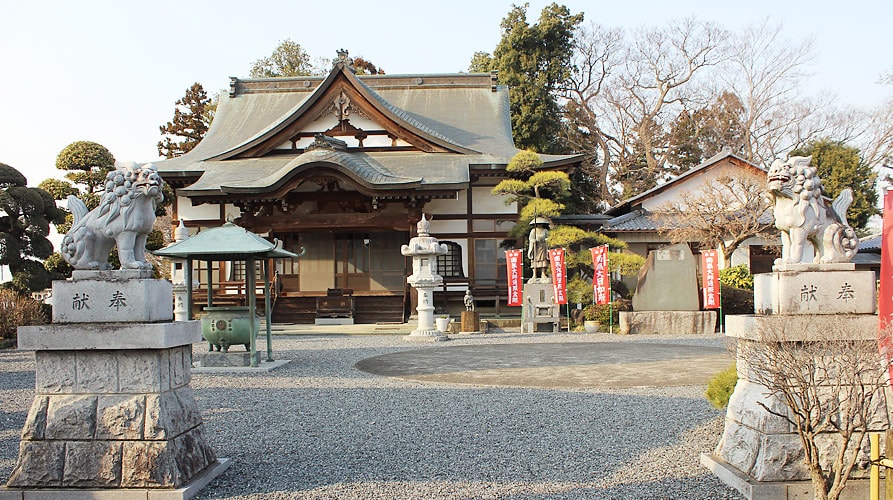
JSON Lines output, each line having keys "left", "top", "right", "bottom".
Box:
{"left": 755, "top": 270, "right": 876, "bottom": 315}
{"left": 19, "top": 321, "right": 201, "bottom": 351}
{"left": 460, "top": 311, "right": 480, "bottom": 333}
{"left": 0, "top": 457, "right": 231, "bottom": 500}
{"left": 403, "top": 329, "right": 449, "bottom": 342}
{"left": 314, "top": 317, "right": 354, "bottom": 325}
{"left": 725, "top": 314, "right": 879, "bottom": 342}
{"left": 524, "top": 321, "right": 559, "bottom": 333}
{"left": 618, "top": 310, "right": 716, "bottom": 335}
{"left": 52, "top": 277, "right": 173, "bottom": 323}
{"left": 198, "top": 351, "right": 260, "bottom": 368}
{"left": 772, "top": 263, "right": 855, "bottom": 272}
{"left": 702, "top": 453, "right": 881, "bottom": 500}
{"left": 31, "top": 345, "right": 193, "bottom": 395}
{"left": 8, "top": 425, "right": 216, "bottom": 489}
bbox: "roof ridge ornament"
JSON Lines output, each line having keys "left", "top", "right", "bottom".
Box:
{"left": 307, "top": 133, "right": 348, "bottom": 152}
{"left": 334, "top": 49, "right": 356, "bottom": 73}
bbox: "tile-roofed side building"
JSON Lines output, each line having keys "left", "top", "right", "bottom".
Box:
{"left": 155, "top": 51, "right": 582, "bottom": 323}
{"left": 601, "top": 149, "right": 780, "bottom": 276}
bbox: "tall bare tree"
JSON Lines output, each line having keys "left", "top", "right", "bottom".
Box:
{"left": 564, "top": 18, "right": 727, "bottom": 201}
{"left": 562, "top": 22, "right": 623, "bottom": 206}
{"left": 606, "top": 18, "right": 728, "bottom": 194}
{"left": 719, "top": 19, "right": 820, "bottom": 165}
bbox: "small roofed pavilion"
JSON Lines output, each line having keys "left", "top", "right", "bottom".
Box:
{"left": 155, "top": 221, "right": 300, "bottom": 367}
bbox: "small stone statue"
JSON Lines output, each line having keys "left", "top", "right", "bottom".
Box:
{"left": 464, "top": 289, "right": 475, "bottom": 311}
{"left": 528, "top": 217, "right": 551, "bottom": 282}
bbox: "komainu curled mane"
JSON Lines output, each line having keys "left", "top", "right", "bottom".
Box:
{"left": 61, "top": 162, "right": 164, "bottom": 270}
{"left": 765, "top": 156, "right": 858, "bottom": 265}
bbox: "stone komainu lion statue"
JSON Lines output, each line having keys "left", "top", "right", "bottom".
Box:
{"left": 765, "top": 155, "right": 858, "bottom": 266}
{"left": 61, "top": 162, "right": 164, "bottom": 270}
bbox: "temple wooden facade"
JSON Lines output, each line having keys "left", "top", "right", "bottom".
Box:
{"left": 157, "top": 52, "right": 581, "bottom": 323}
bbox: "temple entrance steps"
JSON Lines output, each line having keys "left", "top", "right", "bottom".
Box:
{"left": 271, "top": 294, "right": 405, "bottom": 324}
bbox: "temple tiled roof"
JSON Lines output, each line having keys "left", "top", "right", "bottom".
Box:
{"left": 860, "top": 234, "right": 882, "bottom": 252}
{"left": 156, "top": 62, "right": 582, "bottom": 194}
{"left": 602, "top": 210, "right": 661, "bottom": 232}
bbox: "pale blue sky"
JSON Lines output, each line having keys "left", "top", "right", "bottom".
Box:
{"left": 0, "top": 0, "right": 890, "bottom": 188}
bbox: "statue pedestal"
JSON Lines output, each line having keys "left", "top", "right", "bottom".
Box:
{"left": 403, "top": 284, "right": 448, "bottom": 342}
{"left": 703, "top": 269, "right": 885, "bottom": 499}
{"left": 4, "top": 274, "right": 228, "bottom": 497}
{"left": 460, "top": 311, "right": 481, "bottom": 334}
{"left": 522, "top": 283, "right": 559, "bottom": 333}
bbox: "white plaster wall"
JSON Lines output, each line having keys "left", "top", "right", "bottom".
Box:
{"left": 177, "top": 197, "right": 219, "bottom": 220}
{"left": 425, "top": 190, "right": 467, "bottom": 213}
{"left": 272, "top": 114, "right": 411, "bottom": 149}
{"left": 429, "top": 219, "right": 467, "bottom": 235}
{"left": 224, "top": 204, "right": 241, "bottom": 221}
{"left": 474, "top": 187, "right": 515, "bottom": 214}
{"left": 641, "top": 164, "right": 759, "bottom": 211}
{"left": 727, "top": 235, "right": 785, "bottom": 268}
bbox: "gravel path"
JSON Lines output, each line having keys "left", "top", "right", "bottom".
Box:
{"left": 0, "top": 332, "right": 744, "bottom": 499}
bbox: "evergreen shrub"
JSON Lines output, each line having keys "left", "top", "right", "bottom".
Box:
{"left": 706, "top": 363, "right": 738, "bottom": 409}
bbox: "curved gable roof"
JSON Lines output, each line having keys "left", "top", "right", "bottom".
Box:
{"left": 211, "top": 63, "right": 477, "bottom": 160}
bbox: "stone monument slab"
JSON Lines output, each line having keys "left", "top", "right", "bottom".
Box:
{"left": 631, "top": 243, "right": 699, "bottom": 311}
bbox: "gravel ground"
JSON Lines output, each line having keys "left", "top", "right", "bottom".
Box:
{"left": 0, "top": 332, "right": 744, "bottom": 500}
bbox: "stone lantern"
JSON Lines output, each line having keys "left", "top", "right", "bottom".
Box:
{"left": 171, "top": 219, "right": 191, "bottom": 321}
{"left": 401, "top": 214, "right": 449, "bottom": 341}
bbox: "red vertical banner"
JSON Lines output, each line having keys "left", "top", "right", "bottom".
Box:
{"left": 505, "top": 249, "right": 523, "bottom": 307}
{"left": 590, "top": 245, "right": 610, "bottom": 305}
{"left": 878, "top": 190, "right": 893, "bottom": 384}
{"left": 701, "top": 249, "right": 721, "bottom": 310}
{"left": 549, "top": 248, "right": 567, "bottom": 304}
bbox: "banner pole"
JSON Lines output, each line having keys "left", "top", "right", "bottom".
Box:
{"left": 719, "top": 285, "right": 724, "bottom": 335}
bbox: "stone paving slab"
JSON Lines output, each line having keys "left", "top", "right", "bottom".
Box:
{"left": 356, "top": 341, "right": 733, "bottom": 389}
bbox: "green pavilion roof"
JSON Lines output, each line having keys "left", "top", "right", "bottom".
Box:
{"left": 154, "top": 221, "right": 299, "bottom": 260}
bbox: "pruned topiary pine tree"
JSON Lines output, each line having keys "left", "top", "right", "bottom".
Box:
{"left": 39, "top": 140, "right": 116, "bottom": 235}
{"left": 492, "top": 150, "right": 643, "bottom": 302}
{"left": 0, "top": 163, "right": 67, "bottom": 293}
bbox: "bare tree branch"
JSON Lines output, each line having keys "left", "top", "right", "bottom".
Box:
{"left": 738, "top": 321, "right": 889, "bottom": 500}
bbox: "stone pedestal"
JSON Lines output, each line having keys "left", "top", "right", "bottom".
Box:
{"left": 404, "top": 283, "right": 448, "bottom": 342}
{"left": 618, "top": 310, "right": 716, "bottom": 335}
{"left": 52, "top": 270, "right": 172, "bottom": 324}
{"left": 523, "top": 283, "right": 559, "bottom": 333}
{"left": 460, "top": 311, "right": 480, "bottom": 334}
{"left": 4, "top": 273, "right": 227, "bottom": 498}
{"left": 704, "top": 267, "right": 886, "bottom": 499}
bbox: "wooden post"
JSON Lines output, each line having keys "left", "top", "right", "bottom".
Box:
{"left": 886, "top": 429, "right": 893, "bottom": 499}
{"left": 185, "top": 257, "right": 193, "bottom": 320}
{"left": 247, "top": 256, "right": 257, "bottom": 367}
{"left": 263, "top": 259, "right": 273, "bottom": 362}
